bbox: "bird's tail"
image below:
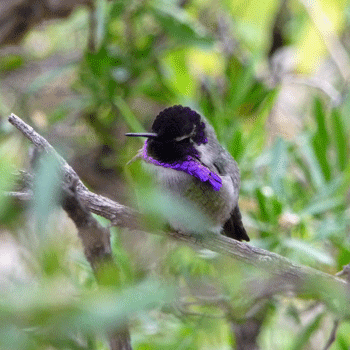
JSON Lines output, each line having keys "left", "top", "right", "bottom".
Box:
{"left": 223, "top": 205, "right": 250, "bottom": 241}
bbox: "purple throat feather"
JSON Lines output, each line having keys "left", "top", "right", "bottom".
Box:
{"left": 142, "top": 139, "right": 222, "bottom": 191}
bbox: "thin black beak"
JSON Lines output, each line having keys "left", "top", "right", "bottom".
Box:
{"left": 125, "top": 132, "right": 158, "bottom": 138}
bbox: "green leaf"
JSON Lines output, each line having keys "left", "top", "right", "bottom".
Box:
{"left": 312, "top": 176, "right": 342, "bottom": 202}
{"left": 110, "top": 226, "right": 134, "bottom": 284}
{"left": 302, "top": 197, "right": 344, "bottom": 216}
{"left": 271, "top": 196, "right": 283, "bottom": 218}
{"left": 78, "top": 279, "right": 175, "bottom": 332}
{"left": 315, "top": 217, "right": 346, "bottom": 240}
{"left": 312, "top": 98, "right": 331, "bottom": 181}
{"left": 226, "top": 57, "right": 257, "bottom": 114}
{"left": 255, "top": 188, "right": 270, "bottom": 223}
{"left": 284, "top": 239, "right": 334, "bottom": 266}
{"left": 0, "top": 135, "right": 28, "bottom": 224}
{"left": 0, "top": 280, "right": 175, "bottom": 337}
{"left": 243, "top": 88, "right": 279, "bottom": 159}
{"left": 167, "top": 246, "right": 213, "bottom": 277}
{"left": 270, "top": 137, "right": 288, "bottom": 199}
{"left": 151, "top": 5, "right": 214, "bottom": 47}
{"left": 298, "top": 134, "right": 325, "bottom": 189}
{"left": 138, "top": 187, "right": 214, "bottom": 236}
{"left": 0, "top": 146, "right": 17, "bottom": 222}
{"left": 163, "top": 48, "right": 196, "bottom": 98}
{"left": 290, "top": 313, "right": 324, "bottom": 350}
{"left": 223, "top": 55, "right": 270, "bottom": 118}
{"left": 335, "top": 160, "right": 350, "bottom": 198}
{"left": 110, "top": 0, "right": 126, "bottom": 19}
{"left": 331, "top": 109, "right": 348, "bottom": 171}
{"left": 335, "top": 321, "right": 350, "bottom": 350}
{"left": 26, "top": 66, "right": 74, "bottom": 95}
{"left": 314, "top": 98, "right": 329, "bottom": 143}
{"left": 114, "top": 96, "right": 146, "bottom": 133}
{"left": 0, "top": 325, "right": 36, "bottom": 350}
{"left": 239, "top": 79, "right": 271, "bottom": 116}
{"left": 32, "top": 153, "right": 62, "bottom": 236}
{"left": 0, "top": 54, "right": 24, "bottom": 72}
{"left": 228, "top": 127, "right": 244, "bottom": 161}
{"left": 95, "top": 0, "right": 109, "bottom": 51}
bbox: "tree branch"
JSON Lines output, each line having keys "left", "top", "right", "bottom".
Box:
{"left": 8, "top": 113, "right": 137, "bottom": 228}
{"left": 8, "top": 113, "right": 132, "bottom": 350}
{"left": 61, "top": 178, "right": 132, "bottom": 350}
{"left": 7, "top": 113, "right": 350, "bottom": 317}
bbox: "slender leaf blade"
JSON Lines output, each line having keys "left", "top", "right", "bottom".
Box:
{"left": 331, "top": 109, "right": 348, "bottom": 171}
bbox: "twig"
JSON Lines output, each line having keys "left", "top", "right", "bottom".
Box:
{"left": 323, "top": 319, "right": 340, "bottom": 350}
{"left": 7, "top": 114, "right": 350, "bottom": 315}
{"left": 61, "top": 177, "right": 113, "bottom": 269}
{"left": 336, "top": 263, "right": 350, "bottom": 283}
{"left": 61, "top": 178, "right": 132, "bottom": 350}
{"left": 7, "top": 190, "right": 33, "bottom": 201}
{"left": 9, "top": 113, "right": 132, "bottom": 350}
{"left": 8, "top": 113, "right": 137, "bottom": 228}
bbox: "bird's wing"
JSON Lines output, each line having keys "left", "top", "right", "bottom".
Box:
{"left": 206, "top": 125, "right": 249, "bottom": 242}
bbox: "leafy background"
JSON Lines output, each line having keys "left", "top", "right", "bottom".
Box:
{"left": 0, "top": 0, "right": 350, "bottom": 349}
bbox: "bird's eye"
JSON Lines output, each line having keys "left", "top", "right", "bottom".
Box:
{"left": 174, "top": 125, "right": 196, "bottom": 142}
{"left": 174, "top": 134, "right": 192, "bottom": 142}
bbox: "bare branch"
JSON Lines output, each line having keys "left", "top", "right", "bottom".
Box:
{"left": 61, "top": 177, "right": 112, "bottom": 268}
{"left": 7, "top": 113, "right": 350, "bottom": 317}
{"left": 61, "top": 178, "right": 132, "bottom": 350}
{"left": 6, "top": 190, "right": 33, "bottom": 201}
{"left": 8, "top": 114, "right": 132, "bottom": 350}
{"left": 336, "top": 263, "right": 350, "bottom": 283}
{"left": 8, "top": 113, "right": 137, "bottom": 228}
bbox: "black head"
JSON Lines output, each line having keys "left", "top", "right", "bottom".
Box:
{"left": 126, "top": 105, "right": 208, "bottom": 163}
{"left": 151, "top": 105, "right": 207, "bottom": 143}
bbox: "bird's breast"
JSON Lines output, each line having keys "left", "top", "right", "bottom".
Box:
{"left": 143, "top": 162, "right": 236, "bottom": 230}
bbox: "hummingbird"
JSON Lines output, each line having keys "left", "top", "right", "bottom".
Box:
{"left": 126, "top": 105, "right": 249, "bottom": 242}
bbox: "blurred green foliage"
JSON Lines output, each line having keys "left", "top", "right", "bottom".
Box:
{"left": 1, "top": 0, "right": 350, "bottom": 349}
